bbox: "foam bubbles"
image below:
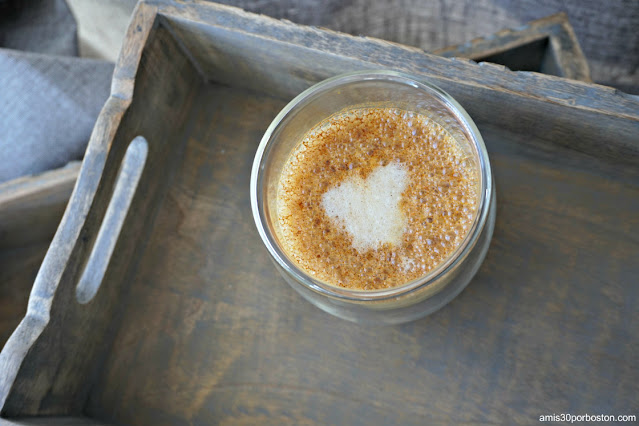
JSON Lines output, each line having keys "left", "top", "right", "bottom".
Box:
{"left": 322, "top": 163, "right": 408, "bottom": 252}
{"left": 277, "top": 107, "right": 480, "bottom": 290}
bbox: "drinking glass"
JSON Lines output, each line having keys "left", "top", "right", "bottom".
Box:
{"left": 251, "top": 70, "right": 495, "bottom": 325}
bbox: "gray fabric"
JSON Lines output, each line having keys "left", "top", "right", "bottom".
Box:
{"left": 0, "top": 0, "right": 78, "bottom": 56}
{"left": 0, "top": 48, "right": 113, "bottom": 183}
{"left": 0, "top": 0, "right": 114, "bottom": 183}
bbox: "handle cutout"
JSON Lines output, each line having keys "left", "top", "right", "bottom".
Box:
{"left": 76, "top": 136, "right": 148, "bottom": 304}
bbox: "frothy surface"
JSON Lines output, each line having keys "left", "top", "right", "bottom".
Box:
{"left": 322, "top": 163, "right": 408, "bottom": 252}
{"left": 277, "top": 107, "right": 480, "bottom": 290}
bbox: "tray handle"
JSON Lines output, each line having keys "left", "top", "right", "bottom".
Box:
{"left": 75, "top": 136, "right": 148, "bottom": 304}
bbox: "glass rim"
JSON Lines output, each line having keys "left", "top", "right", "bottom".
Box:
{"left": 250, "top": 70, "right": 493, "bottom": 302}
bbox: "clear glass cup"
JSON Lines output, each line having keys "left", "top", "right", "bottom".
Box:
{"left": 251, "top": 70, "right": 495, "bottom": 325}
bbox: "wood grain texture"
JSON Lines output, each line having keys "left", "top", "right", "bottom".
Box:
{"left": 159, "top": 1, "right": 639, "bottom": 171}
{"left": 1, "top": 1, "right": 638, "bottom": 424}
{"left": 0, "top": 163, "right": 80, "bottom": 250}
{"left": 84, "top": 84, "right": 639, "bottom": 425}
{"left": 214, "top": 0, "right": 639, "bottom": 92}
{"left": 434, "top": 13, "right": 591, "bottom": 82}
{"left": 0, "top": 243, "right": 49, "bottom": 352}
{"left": 0, "top": 163, "right": 79, "bottom": 353}
{"left": 0, "top": 1, "right": 176, "bottom": 417}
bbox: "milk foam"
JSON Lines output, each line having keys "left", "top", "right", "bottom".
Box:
{"left": 321, "top": 162, "right": 408, "bottom": 252}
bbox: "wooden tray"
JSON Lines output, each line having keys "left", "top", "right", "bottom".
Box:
{"left": 435, "top": 12, "right": 591, "bottom": 82}
{"left": 2, "top": 1, "right": 638, "bottom": 424}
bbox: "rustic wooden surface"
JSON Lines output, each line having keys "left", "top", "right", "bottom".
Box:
{"left": 0, "top": 1, "right": 201, "bottom": 416}
{"left": 0, "top": 164, "right": 80, "bottom": 349}
{"left": 86, "top": 82, "right": 639, "bottom": 426}
{"left": 435, "top": 12, "right": 591, "bottom": 82}
{"left": 162, "top": 2, "right": 638, "bottom": 168}
{"left": 1, "top": 1, "right": 638, "bottom": 424}
{"left": 0, "top": 163, "right": 80, "bottom": 251}
{"left": 215, "top": 0, "right": 639, "bottom": 93}
{"left": 60, "top": 0, "right": 639, "bottom": 93}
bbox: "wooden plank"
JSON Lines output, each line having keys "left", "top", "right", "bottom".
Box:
{"left": 434, "top": 13, "right": 591, "bottom": 82}
{"left": 159, "top": 2, "right": 639, "bottom": 171}
{"left": 170, "top": 0, "right": 638, "bottom": 91}
{"left": 0, "top": 163, "right": 80, "bottom": 250}
{"left": 0, "top": 163, "right": 80, "bottom": 353}
{"left": 0, "top": 243, "right": 48, "bottom": 351}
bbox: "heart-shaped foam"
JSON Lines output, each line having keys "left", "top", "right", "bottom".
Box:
{"left": 322, "top": 163, "right": 408, "bottom": 252}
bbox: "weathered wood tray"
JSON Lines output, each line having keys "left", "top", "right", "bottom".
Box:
{"left": 435, "top": 12, "right": 591, "bottom": 82}
{"left": 2, "top": 1, "right": 638, "bottom": 424}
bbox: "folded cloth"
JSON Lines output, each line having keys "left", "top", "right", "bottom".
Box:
{"left": 0, "top": 0, "right": 114, "bottom": 183}
{"left": 0, "top": 49, "right": 114, "bottom": 183}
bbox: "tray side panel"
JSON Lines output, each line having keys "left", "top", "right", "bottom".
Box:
{"left": 0, "top": 164, "right": 80, "bottom": 349}
{"left": 160, "top": 4, "right": 639, "bottom": 171}
{"left": 0, "top": 164, "right": 80, "bottom": 251}
{"left": 0, "top": 9, "right": 201, "bottom": 418}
